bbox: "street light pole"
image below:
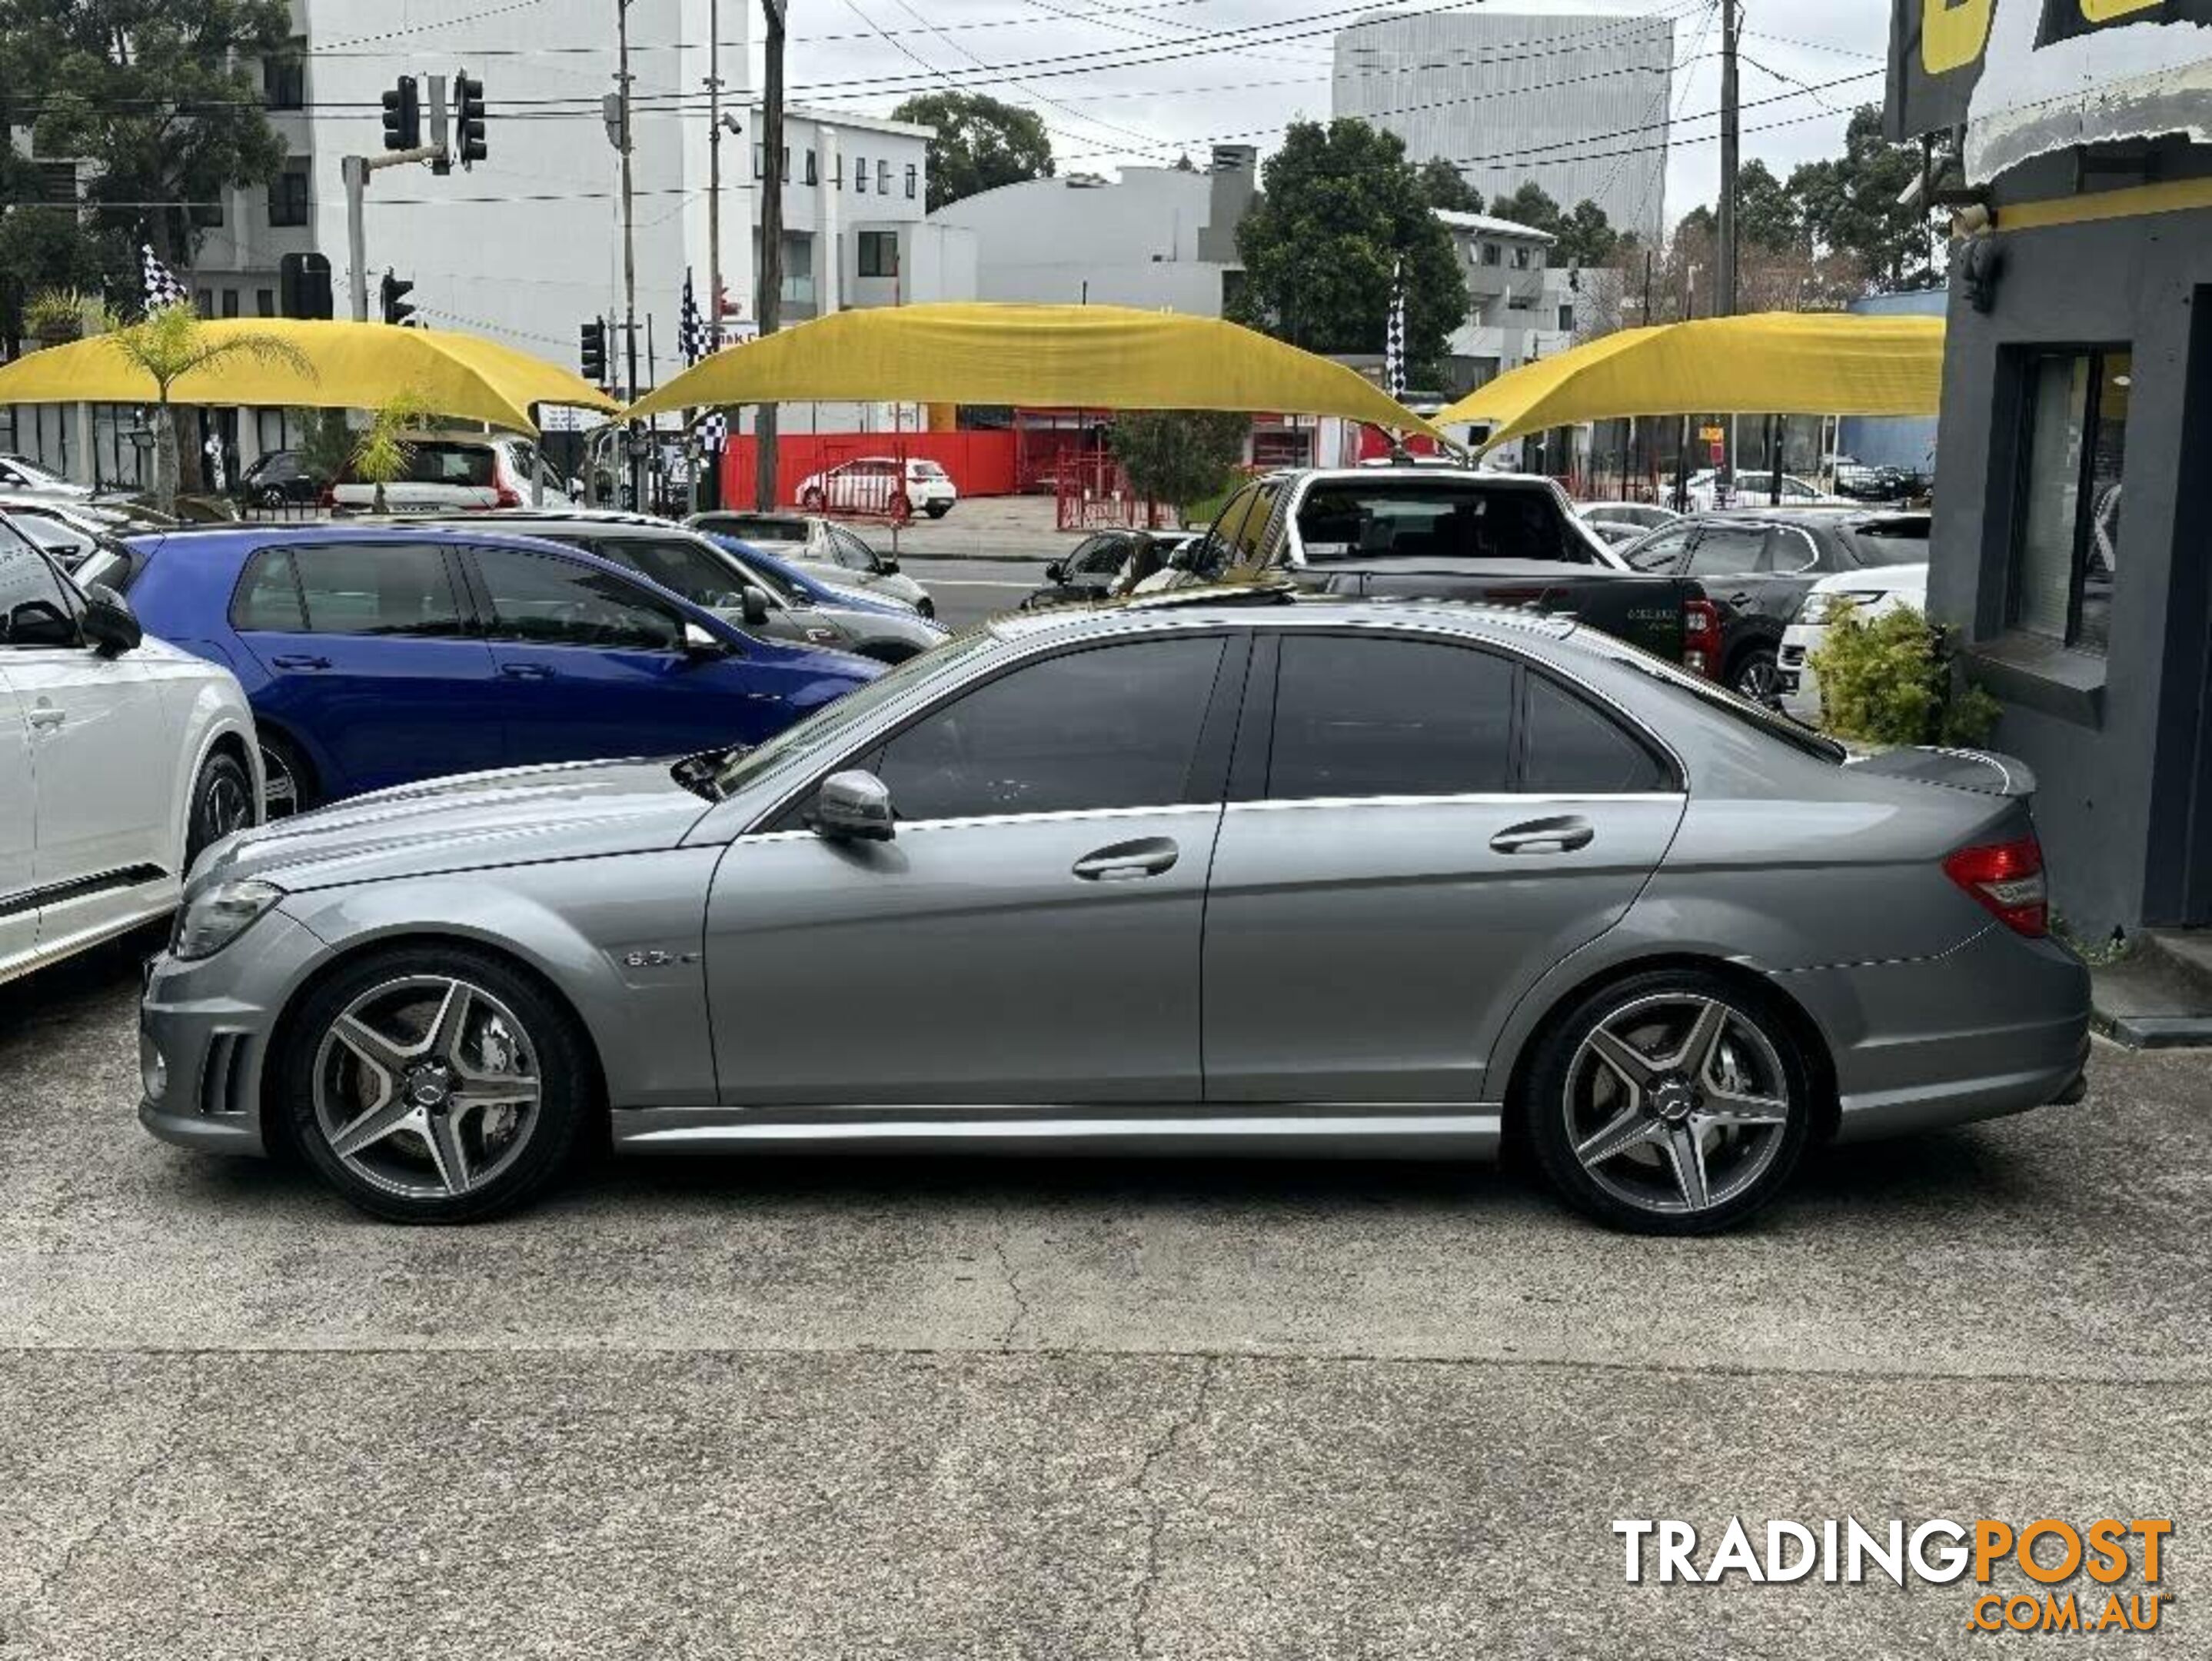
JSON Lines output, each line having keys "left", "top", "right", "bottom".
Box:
{"left": 707, "top": 0, "right": 723, "bottom": 348}
{"left": 754, "top": 0, "right": 786, "bottom": 512}
{"left": 1717, "top": 0, "right": 1740, "bottom": 498}
{"left": 617, "top": 0, "right": 644, "bottom": 511}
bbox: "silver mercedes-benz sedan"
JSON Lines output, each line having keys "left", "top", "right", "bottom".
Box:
{"left": 139, "top": 593, "right": 2091, "bottom": 1233}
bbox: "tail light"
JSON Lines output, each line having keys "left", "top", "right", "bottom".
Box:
{"left": 494, "top": 481, "right": 524, "bottom": 508}
{"left": 1682, "top": 597, "right": 1722, "bottom": 678}
{"left": 1944, "top": 835, "right": 2048, "bottom": 937}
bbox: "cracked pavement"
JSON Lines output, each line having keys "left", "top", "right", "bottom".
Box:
{"left": 1, "top": 939, "right": 2207, "bottom": 1657}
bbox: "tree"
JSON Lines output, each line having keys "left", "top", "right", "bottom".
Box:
{"left": 1787, "top": 105, "right": 1942, "bottom": 291}
{"left": 1553, "top": 198, "right": 1618, "bottom": 268}
{"left": 3, "top": 1, "right": 294, "bottom": 269}
{"left": 1229, "top": 120, "right": 1468, "bottom": 383}
{"left": 101, "top": 305, "right": 314, "bottom": 511}
{"left": 1487, "top": 181, "right": 1564, "bottom": 237}
{"left": 348, "top": 388, "right": 433, "bottom": 515}
{"left": 887, "top": 92, "right": 1054, "bottom": 212}
{"left": 1109, "top": 410, "right": 1250, "bottom": 513}
{"left": 1735, "top": 159, "right": 1804, "bottom": 256}
{"left": 1415, "top": 158, "right": 1481, "bottom": 215}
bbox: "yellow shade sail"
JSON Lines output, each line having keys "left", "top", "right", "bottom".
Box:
{"left": 626, "top": 302, "right": 1442, "bottom": 439}
{"left": 0, "top": 318, "right": 619, "bottom": 434}
{"left": 1435, "top": 312, "right": 1946, "bottom": 451}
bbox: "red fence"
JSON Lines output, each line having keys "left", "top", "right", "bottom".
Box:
{"left": 718, "top": 430, "right": 1018, "bottom": 511}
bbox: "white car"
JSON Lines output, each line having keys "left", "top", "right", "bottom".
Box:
{"left": 1777, "top": 562, "right": 1930, "bottom": 722}
{"left": 1, "top": 521, "right": 261, "bottom": 986}
{"left": 328, "top": 431, "right": 572, "bottom": 514}
{"left": 1685, "top": 471, "right": 1846, "bottom": 512}
{"left": 0, "top": 453, "right": 92, "bottom": 498}
{"left": 794, "top": 456, "right": 958, "bottom": 520}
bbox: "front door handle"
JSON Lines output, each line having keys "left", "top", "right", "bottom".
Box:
{"left": 27, "top": 704, "right": 65, "bottom": 731}
{"left": 1073, "top": 836, "right": 1179, "bottom": 882}
{"left": 1725, "top": 591, "right": 1754, "bottom": 607}
{"left": 499, "top": 662, "right": 553, "bottom": 681}
{"left": 1490, "top": 816, "right": 1595, "bottom": 855}
{"left": 270, "top": 654, "right": 331, "bottom": 671}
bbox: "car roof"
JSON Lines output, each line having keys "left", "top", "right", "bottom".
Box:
{"left": 988, "top": 588, "right": 1579, "bottom": 646}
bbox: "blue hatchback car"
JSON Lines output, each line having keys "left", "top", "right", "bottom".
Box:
{"left": 89, "top": 524, "right": 880, "bottom": 814}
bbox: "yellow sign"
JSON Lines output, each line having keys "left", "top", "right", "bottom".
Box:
{"left": 1698, "top": 425, "right": 1725, "bottom": 442}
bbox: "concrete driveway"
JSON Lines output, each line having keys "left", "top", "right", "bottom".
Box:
{"left": 1, "top": 939, "right": 2203, "bottom": 1657}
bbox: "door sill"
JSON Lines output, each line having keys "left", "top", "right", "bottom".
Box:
{"left": 610, "top": 1104, "right": 1502, "bottom": 1159}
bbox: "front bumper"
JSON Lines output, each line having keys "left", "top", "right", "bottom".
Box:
{"left": 1779, "top": 924, "right": 2092, "bottom": 1143}
{"left": 1776, "top": 624, "right": 1821, "bottom": 721}
{"left": 137, "top": 907, "right": 328, "bottom": 1160}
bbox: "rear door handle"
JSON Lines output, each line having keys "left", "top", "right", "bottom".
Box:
{"left": 1073, "top": 836, "right": 1179, "bottom": 881}
{"left": 1490, "top": 816, "right": 1594, "bottom": 855}
{"left": 499, "top": 662, "right": 553, "bottom": 680}
{"left": 1725, "top": 591, "right": 1754, "bottom": 607}
{"left": 270, "top": 654, "right": 331, "bottom": 671}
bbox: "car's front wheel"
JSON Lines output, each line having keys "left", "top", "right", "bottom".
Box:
{"left": 278, "top": 946, "right": 591, "bottom": 1223}
{"left": 924, "top": 502, "right": 951, "bottom": 519}
{"left": 1731, "top": 646, "right": 1781, "bottom": 704}
{"left": 1523, "top": 970, "right": 1814, "bottom": 1234}
{"left": 184, "top": 749, "right": 255, "bottom": 867}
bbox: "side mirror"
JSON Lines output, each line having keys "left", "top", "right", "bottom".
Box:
{"left": 1045, "top": 560, "right": 1066, "bottom": 582}
{"left": 9, "top": 597, "right": 83, "bottom": 649}
{"left": 740, "top": 584, "right": 772, "bottom": 627}
{"left": 812, "top": 769, "right": 894, "bottom": 842}
{"left": 681, "top": 620, "right": 728, "bottom": 657}
{"left": 82, "top": 584, "right": 141, "bottom": 652}
{"left": 876, "top": 554, "right": 900, "bottom": 574}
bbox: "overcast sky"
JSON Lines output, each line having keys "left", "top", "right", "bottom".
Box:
{"left": 780, "top": 0, "right": 1895, "bottom": 229}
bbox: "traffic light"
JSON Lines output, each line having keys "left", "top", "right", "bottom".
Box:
{"left": 381, "top": 271, "right": 417, "bottom": 328}
{"left": 453, "top": 73, "right": 487, "bottom": 167}
{"left": 381, "top": 75, "right": 420, "bottom": 151}
{"left": 279, "top": 251, "right": 332, "bottom": 320}
{"left": 580, "top": 318, "right": 607, "bottom": 384}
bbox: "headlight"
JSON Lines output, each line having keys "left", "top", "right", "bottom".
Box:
{"left": 171, "top": 879, "right": 284, "bottom": 961}
{"left": 1799, "top": 590, "right": 1888, "bottom": 624}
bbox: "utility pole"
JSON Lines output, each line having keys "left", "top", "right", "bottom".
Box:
{"left": 755, "top": 0, "right": 786, "bottom": 511}
{"left": 1717, "top": 0, "right": 1740, "bottom": 498}
{"left": 707, "top": 0, "right": 723, "bottom": 351}
{"left": 616, "top": 0, "right": 644, "bottom": 511}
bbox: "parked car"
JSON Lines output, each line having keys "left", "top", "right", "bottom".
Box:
{"left": 1618, "top": 510, "right": 1931, "bottom": 701}
{"left": 794, "top": 456, "right": 957, "bottom": 520}
{"left": 0, "top": 514, "right": 261, "bottom": 987}
{"left": 1022, "top": 529, "right": 1197, "bottom": 610}
{"left": 327, "top": 431, "right": 572, "bottom": 514}
{"left": 235, "top": 448, "right": 326, "bottom": 509}
{"left": 448, "top": 511, "right": 948, "bottom": 664}
{"left": 138, "top": 591, "right": 2089, "bottom": 1231}
{"left": 1684, "top": 471, "right": 1847, "bottom": 512}
{"left": 0, "top": 495, "right": 168, "bottom": 572}
{"left": 1160, "top": 465, "right": 1725, "bottom": 676}
{"left": 1778, "top": 562, "right": 1931, "bottom": 722}
{"left": 87, "top": 524, "right": 879, "bottom": 817}
{"left": 1577, "top": 501, "right": 1680, "bottom": 544}
{"left": 684, "top": 511, "right": 933, "bottom": 617}
{"left": 1831, "top": 461, "right": 1930, "bottom": 503}
{"left": 0, "top": 453, "right": 91, "bottom": 497}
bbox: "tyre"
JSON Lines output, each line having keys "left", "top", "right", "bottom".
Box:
{"left": 800, "top": 488, "right": 825, "bottom": 511}
{"left": 924, "top": 502, "right": 951, "bottom": 519}
{"left": 184, "top": 749, "right": 255, "bottom": 868}
{"left": 1731, "top": 646, "right": 1781, "bottom": 704}
{"left": 258, "top": 734, "right": 315, "bottom": 818}
{"left": 1522, "top": 970, "right": 1814, "bottom": 1235}
{"left": 258, "top": 485, "right": 288, "bottom": 510}
{"left": 277, "top": 944, "right": 591, "bottom": 1223}
{"left": 915, "top": 597, "right": 936, "bottom": 621}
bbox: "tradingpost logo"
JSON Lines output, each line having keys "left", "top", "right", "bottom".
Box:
{"left": 1614, "top": 1516, "right": 2173, "bottom": 1633}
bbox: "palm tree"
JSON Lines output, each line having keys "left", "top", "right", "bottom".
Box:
{"left": 102, "top": 305, "right": 316, "bottom": 511}
{"left": 348, "top": 388, "right": 434, "bottom": 514}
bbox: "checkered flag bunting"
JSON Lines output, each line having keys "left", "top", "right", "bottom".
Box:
{"left": 678, "top": 268, "right": 727, "bottom": 448}
{"left": 141, "top": 244, "right": 189, "bottom": 312}
{"left": 1383, "top": 255, "right": 1407, "bottom": 401}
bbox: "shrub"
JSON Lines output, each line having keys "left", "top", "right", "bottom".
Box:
{"left": 1808, "top": 602, "right": 2001, "bottom": 747}
{"left": 1108, "top": 410, "right": 1249, "bottom": 517}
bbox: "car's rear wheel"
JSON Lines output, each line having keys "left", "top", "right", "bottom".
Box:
{"left": 279, "top": 946, "right": 590, "bottom": 1223}
{"left": 184, "top": 750, "right": 255, "bottom": 867}
{"left": 924, "top": 502, "right": 951, "bottom": 519}
{"left": 258, "top": 734, "right": 315, "bottom": 819}
{"left": 1523, "top": 970, "right": 1813, "bottom": 1235}
{"left": 1731, "top": 646, "right": 1781, "bottom": 704}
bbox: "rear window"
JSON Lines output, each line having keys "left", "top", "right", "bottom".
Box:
{"left": 1296, "top": 482, "right": 1594, "bottom": 565}
{"left": 1844, "top": 516, "right": 1932, "bottom": 567}
{"left": 1579, "top": 631, "right": 1845, "bottom": 764}
{"left": 710, "top": 514, "right": 807, "bottom": 543}
{"left": 909, "top": 461, "right": 948, "bottom": 479}
{"left": 401, "top": 443, "right": 496, "bottom": 488}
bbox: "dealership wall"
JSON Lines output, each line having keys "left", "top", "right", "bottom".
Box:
{"left": 718, "top": 431, "right": 1019, "bottom": 511}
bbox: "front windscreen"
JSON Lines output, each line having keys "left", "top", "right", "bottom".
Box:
{"left": 1296, "top": 481, "right": 1595, "bottom": 565}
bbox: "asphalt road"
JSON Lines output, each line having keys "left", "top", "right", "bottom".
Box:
{"left": 898, "top": 554, "right": 1048, "bottom": 633}
{"left": 2, "top": 939, "right": 2206, "bottom": 1658}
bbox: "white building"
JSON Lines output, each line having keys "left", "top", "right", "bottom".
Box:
{"left": 1333, "top": 11, "right": 1673, "bottom": 248}
{"left": 926, "top": 146, "right": 1256, "bottom": 316}
{"left": 1435, "top": 209, "right": 1578, "bottom": 386}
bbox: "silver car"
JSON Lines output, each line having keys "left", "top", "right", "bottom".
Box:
{"left": 139, "top": 595, "right": 2091, "bottom": 1232}
{"left": 687, "top": 511, "right": 933, "bottom": 618}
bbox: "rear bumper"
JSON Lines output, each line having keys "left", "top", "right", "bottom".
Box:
{"left": 1778, "top": 925, "right": 2092, "bottom": 1142}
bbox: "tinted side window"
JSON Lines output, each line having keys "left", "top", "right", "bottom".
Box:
{"left": 872, "top": 637, "right": 1228, "bottom": 821}
{"left": 1687, "top": 527, "right": 1767, "bottom": 578}
{"left": 1269, "top": 635, "right": 1513, "bottom": 799}
{"left": 1522, "top": 674, "right": 1666, "bottom": 794}
{"left": 549, "top": 534, "right": 752, "bottom": 611}
{"left": 1624, "top": 525, "right": 1692, "bottom": 572}
{"left": 403, "top": 443, "right": 495, "bottom": 488}
{"left": 1765, "top": 527, "right": 1821, "bottom": 574}
{"left": 292, "top": 543, "right": 465, "bottom": 637}
{"left": 232, "top": 548, "right": 307, "bottom": 631}
{"left": 827, "top": 528, "right": 876, "bottom": 571}
{"left": 0, "top": 544, "right": 78, "bottom": 647}
{"left": 472, "top": 547, "right": 683, "bottom": 651}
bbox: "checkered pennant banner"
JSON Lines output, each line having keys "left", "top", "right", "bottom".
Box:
{"left": 678, "top": 267, "right": 707, "bottom": 366}
{"left": 694, "top": 409, "right": 727, "bottom": 448}
{"left": 1383, "top": 255, "right": 1408, "bottom": 401}
{"left": 141, "top": 244, "right": 189, "bottom": 312}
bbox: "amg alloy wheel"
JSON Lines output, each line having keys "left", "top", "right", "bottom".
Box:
{"left": 281, "top": 947, "right": 588, "bottom": 1222}
{"left": 185, "top": 751, "right": 255, "bottom": 867}
{"left": 258, "top": 738, "right": 310, "bottom": 818}
{"left": 1525, "top": 973, "right": 1812, "bottom": 1233}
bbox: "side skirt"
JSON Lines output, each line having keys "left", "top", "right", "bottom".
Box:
{"left": 610, "top": 1105, "right": 1503, "bottom": 1160}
